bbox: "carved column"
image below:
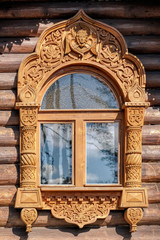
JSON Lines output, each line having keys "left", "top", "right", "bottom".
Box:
{"left": 125, "top": 107, "right": 144, "bottom": 187}
{"left": 20, "top": 107, "right": 38, "bottom": 188}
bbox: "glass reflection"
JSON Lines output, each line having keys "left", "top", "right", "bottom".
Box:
{"left": 86, "top": 122, "right": 118, "bottom": 184}
{"left": 40, "top": 123, "right": 72, "bottom": 185}
{"left": 41, "top": 73, "right": 118, "bottom": 109}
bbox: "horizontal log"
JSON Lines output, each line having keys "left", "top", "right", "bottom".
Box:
{"left": 0, "top": 90, "right": 16, "bottom": 109}
{"left": 0, "top": 204, "right": 160, "bottom": 227}
{"left": 1, "top": 2, "right": 160, "bottom": 19}
{"left": 147, "top": 89, "right": 160, "bottom": 106}
{"left": 137, "top": 54, "right": 160, "bottom": 71}
{"left": 0, "top": 37, "right": 38, "bottom": 54}
{"left": 142, "top": 125, "right": 160, "bottom": 145}
{"left": 0, "top": 164, "right": 19, "bottom": 185}
{"left": 0, "top": 161, "right": 159, "bottom": 186}
{"left": 146, "top": 71, "right": 160, "bottom": 88}
{"left": 0, "top": 54, "right": 27, "bottom": 73}
{"left": 1, "top": 36, "right": 160, "bottom": 55}
{"left": 1, "top": 19, "right": 160, "bottom": 38}
{"left": 0, "top": 225, "right": 160, "bottom": 240}
{"left": 0, "top": 111, "right": 19, "bottom": 125}
{"left": 143, "top": 183, "right": 160, "bottom": 203}
{"left": 142, "top": 145, "right": 160, "bottom": 162}
{"left": 125, "top": 36, "right": 160, "bottom": 54}
{"left": 142, "top": 162, "right": 160, "bottom": 182}
{"left": 0, "top": 147, "right": 19, "bottom": 164}
{"left": 0, "top": 53, "right": 160, "bottom": 74}
{"left": 144, "top": 107, "right": 160, "bottom": 125}
{"left": 0, "top": 126, "right": 19, "bottom": 146}
{"left": 0, "top": 185, "right": 16, "bottom": 206}
{"left": 0, "top": 73, "right": 17, "bottom": 89}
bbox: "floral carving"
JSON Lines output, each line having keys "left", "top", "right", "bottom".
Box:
{"left": 124, "top": 208, "right": 143, "bottom": 232}
{"left": 21, "top": 208, "right": 37, "bottom": 232}
{"left": 42, "top": 194, "right": 119, "bottom": 228}
{"left": 17, "top": 10, "right": 145, "bottom": 102}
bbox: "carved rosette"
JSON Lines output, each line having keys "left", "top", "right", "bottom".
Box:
{"left": 20, "top": 107, "right": 38, "bottom": 188}
{"left": 125, "top": 107, "right": 145, "bottom": 187}
{"left": 42, "top": 193, "right": 119, "bottom": 228}
{"left": 21, "top": 208, "right": 38, "bottom": 232}
{"left": 124, "top": 208, "right": 143, "bottom": 232}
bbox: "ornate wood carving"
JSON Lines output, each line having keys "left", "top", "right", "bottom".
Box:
{"left": 21, "top": 208, "right": 38, "bottom": 232}
{"left": 42, "top": 192, "right": 119, "bottom": 228}
{"left": 124, "top": 208, "right": 143, "bottom": 232}
{"left": 15, "top": 10, "right": 149, "bottom": 232}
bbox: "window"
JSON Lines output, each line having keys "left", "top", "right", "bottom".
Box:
{"left": 15, "top": 10, "right": 149, "bottom": 233}
{"left": 39, "top": 73, "right": 121, "bottom": 187}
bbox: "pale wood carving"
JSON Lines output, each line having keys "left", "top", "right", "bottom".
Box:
{"left": 124, "top": 208, "right": 143, "bottom": 232}
{"left": 15, "top": 10, "right": 149, "bottom": 232}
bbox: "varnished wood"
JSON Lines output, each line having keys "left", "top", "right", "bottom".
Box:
{"left": 142, "top": 145, "right": 160, "bottom": 162}
{"left": 1, "top": 19, "right": 160, "bottom": 38}
{"left": 0, "top": 204, "right": 160, "bottom": 228}
{"left": 1, "top": 36, "right": 160, "bottom": 54}
{"left": 0, "top": 111, "right": 19, "bottom": 125}
{"left": 146, "top": 72, "right": 160, "bottom": 88}
{"left": 0, "top": 126, "right": 19, "bottom": 146}
{"left": 0, "top": 146, "right": 19, "bottom": 164}
{"left": 142, "top": 125, "right": 160, "bottom": 145}
{"left": 0, "top": 164, "right": 19, "bottom": 185}
{"left": 1, "top": 2, "right": 160, "bottom": 19}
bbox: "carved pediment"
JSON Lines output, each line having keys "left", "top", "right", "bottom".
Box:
{"left": 17, "top": 9, "right": 146, "bottom": 104}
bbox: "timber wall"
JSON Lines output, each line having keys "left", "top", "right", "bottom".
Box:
{"left": 0, "top": 1, "right": 160, "bottom": 239}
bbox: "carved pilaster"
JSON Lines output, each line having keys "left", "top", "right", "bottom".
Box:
{"left": 20, "top": 107, "right": 38, "bottom": 188}
{"left": 125, "top": 107, "right": 144, "bottom": 187}
{"left": 21, "top": 208, "right": 38, "bottom": 232}
{"left": 124, "top": 207, "right": 143, "bottom": 232}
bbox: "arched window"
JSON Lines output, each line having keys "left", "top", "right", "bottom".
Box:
{"left": 39, "top": 73, "right": 120, "bottom": 187}
{"left": 15, "top": 10, "right": 149, "bottom": 233}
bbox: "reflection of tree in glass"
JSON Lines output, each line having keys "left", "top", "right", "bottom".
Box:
{"left": 87, "top": 123, "right": 118, "bottom": 183}
{"left": 40, "top": 124, "right": 72, "bottom": 185}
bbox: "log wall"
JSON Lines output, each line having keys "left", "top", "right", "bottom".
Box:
{"left": 0, "top": 1, "right": 160, "bottom": 239}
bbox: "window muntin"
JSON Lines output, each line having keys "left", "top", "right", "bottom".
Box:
{"left": 39, "top": 72, "right": 121, "bottom": 187}
{"left": 41, "top": 73, "right": 119, "bottom": 110}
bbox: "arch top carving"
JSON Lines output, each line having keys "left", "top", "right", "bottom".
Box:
{"left": 17, "top": 9, "right": 147, "bottom": 106}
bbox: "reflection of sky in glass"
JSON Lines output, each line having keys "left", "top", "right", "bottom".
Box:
{"left": 86, "top": 122, "right": 119, "bottom": 184}
{"left": 40, "top": 123, "right": 72, "bottom": 185}
{"left": 41, "top": 73, "right": 118, "bottom": 109}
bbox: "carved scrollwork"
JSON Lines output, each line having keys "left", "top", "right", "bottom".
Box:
{"left": 124, "top": 208, "right": 143, "bottom": 232}
{"left": 17, "top": 10, "right": 145, "bottom": 102}
{"left": 21, "top": 208, "right": 38, "bottom": 232}
{"left": 42, "top": 193, "right": 119, "bottom": 228}
{"left": 127, "top": 108, "right": 144, "bottom": 127}
{"left": 20, "top": 107, "right": 38, "bottom": 127}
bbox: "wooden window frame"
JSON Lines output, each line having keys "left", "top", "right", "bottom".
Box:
{"left": 15, "top": 10, "right": 149, "bottom": 233}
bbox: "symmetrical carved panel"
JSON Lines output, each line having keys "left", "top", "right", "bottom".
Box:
{"left": 42, "top": 192, "right": 119, "bottom": 228}
{"left": 15, "top": 10, "right": 149, "bottom": 233}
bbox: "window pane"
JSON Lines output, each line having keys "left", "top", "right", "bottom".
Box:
{"left": 86, "top": 122, "right": 119, "bottom": 184}
{"left": 40, "top": 123, "right": 72, "bottom": 185}
{"left": 41, "top": 73, "right": 118, "bottom": 109}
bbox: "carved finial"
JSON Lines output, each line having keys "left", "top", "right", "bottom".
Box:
{"left": 124, "top": 208, "right": 143, "bottom": 232}
{"left": 21, "top": 208, "right": 38, "bottom": 232}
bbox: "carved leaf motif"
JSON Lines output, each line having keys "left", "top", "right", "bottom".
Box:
{"left": 127, "top": 108, "right": 144, "bottom": 126}
{"left": 51, "top": 202, "right": 110, "bottom": 228}
{"left": 21, "top": 108, "right": 37, "bottom": 126}
{"left": 21, "top": 208, "right": 37, "bottom": 232}
{"left": 124, "top": 208, "right": 143, "bottom": 232}
{"left": 127, "top": 130, "right": 141, "bottom": 151}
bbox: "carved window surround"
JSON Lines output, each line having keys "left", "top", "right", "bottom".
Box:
{"left": 15, "top": 10, "right": 149, "bottom": 233}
